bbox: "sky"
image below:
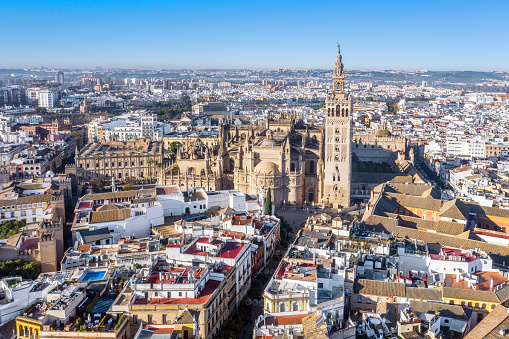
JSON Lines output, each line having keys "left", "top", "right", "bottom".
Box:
{"left": 1, "top": 0, "right": 508, "bottom": 71}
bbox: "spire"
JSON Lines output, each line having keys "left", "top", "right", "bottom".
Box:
{"left": 244, "top": 134, "right": 250, "bottom": 151}
{"left": 331, "top": 43, "right": 346, "bottom": 96}
{"left": 334, "top": 43, "right": 344, "bottom": 78}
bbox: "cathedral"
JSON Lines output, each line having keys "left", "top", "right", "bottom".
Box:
{"left": 158, "top": 47, "right": 352, "bottom": 208}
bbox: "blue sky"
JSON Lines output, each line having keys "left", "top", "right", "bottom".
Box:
{"left": 1, "top": 0, "right": 508, "bottom": 70}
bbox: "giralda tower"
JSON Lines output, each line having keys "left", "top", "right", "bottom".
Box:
{"left": 323, "top": 45, "right": 352, "bottom": 208}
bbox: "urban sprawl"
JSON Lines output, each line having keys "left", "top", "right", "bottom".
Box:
{"left": 1, "top": 48, "right": 509, "bottom": 339}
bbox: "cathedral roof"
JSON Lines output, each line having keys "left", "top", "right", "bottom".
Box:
{"left": 254, "top": 161, "right": 281, "bottom": 175}
{"left": 260, "top": 139, "right": 279, "bottom": 146}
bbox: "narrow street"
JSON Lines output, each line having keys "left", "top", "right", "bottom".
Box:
{"left": 238, "top": 209, "right": 310, "bottom": 339}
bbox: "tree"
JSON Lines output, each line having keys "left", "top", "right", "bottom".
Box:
{"left": 0, "top": 259, "right": 39, "bottom": 280}
{"left": 50, "top": 161, "right": 56, "bottom": 173}
{"left": 90, "top": 177, "right": 104, "bottom": 193}
{"left": 169, "top": 141, "right": 182, "bottom": 154}
{"left": 147, "top": 158, "right": 154, "bottom": 179}
{"left": 179, "top": 94, "right": 191, "bottom": 108}
{"left": 123, "top": 183, "right": 134, "bottom": 191}
{"left": 156, "top": 162, "right": 163, "bottom": 178}
{"left": 76, "top": 172, "right": 84, "bottom": 184}
{"left": 0, "top": 220, "right": 26, "bottom": 239}
{"left": 94, "top": 155, "right": 103, "bottom": 177}
{"left": 35, "top": 107, "right": 47, "bottom": 115}
{"left": 264, "top": 188, "right": 272, "bottom": 215}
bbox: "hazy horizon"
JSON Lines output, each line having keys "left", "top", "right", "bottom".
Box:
{"left": 3, "top": 0, "right": 509, "bottom": 71}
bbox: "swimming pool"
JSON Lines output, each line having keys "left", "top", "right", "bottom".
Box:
{"left": 80, "top": 270, "right": 107, "bottom": 282}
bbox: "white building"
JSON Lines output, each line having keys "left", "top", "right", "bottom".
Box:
{"left": 0, "top": 276, "right": 56, "bottom": 326}
{"left": 37, "top": 90, "right": 58, "bottom": 108}
{"left": 72, "top": 199, "right": 164, "bottom": 243}
{"left": 445, "top": 138, "right": 485, "bottom": 158}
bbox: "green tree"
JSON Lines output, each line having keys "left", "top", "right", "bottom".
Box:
{"left": 147, "top": 158, "right": 154, "bottom": 179}
{"left": 35, "top": 107, "right": 47, "bottom": 115}
{"left": 156, "top": 162, "right": 163, "bottom": 174}
{"left": 0, "top": 259, "right": 40, "bottom": 279}
{"left": 0, "top": 220, "right": 26, "bottom": 239}
{"left": 50, "top": 161, "right": 56, "bottom": 173}
{"left": 76, "top": 172, "right": 84, "bottom": 184}
{"left": 264, "top": 187, "right": 272, "bottom": 215}
{"left": 169, "top": 141, "right": 182, "bottom": 154}
{"left": 179, "top": 94, "right": 191, "bottom": 108}
{"left": 123, "top": 183, "right": 134, "bottom": 191}
{"left": 90, "top": 177, "right": 104, "bottom": 193}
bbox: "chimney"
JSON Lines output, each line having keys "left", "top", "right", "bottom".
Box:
{"left": 491, "top": 278, "right": 494, "bottom": 289}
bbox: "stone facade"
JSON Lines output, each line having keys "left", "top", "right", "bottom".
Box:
{"left": 323, "top": 46, "right": 352, "bottom": 208}
{"left": 158, "top": 49, "right": 353, "bottom": 208}
{"left": 74, "top": 137, "right": 163, "bottom": 182}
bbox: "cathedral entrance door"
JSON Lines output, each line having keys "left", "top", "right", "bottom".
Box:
{"left": 308, "top": 192, "right": 314, "bottom": 202}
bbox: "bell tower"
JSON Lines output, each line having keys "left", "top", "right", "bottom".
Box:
{"left": 323, "top": 44, "right": 352, "bottom": 208}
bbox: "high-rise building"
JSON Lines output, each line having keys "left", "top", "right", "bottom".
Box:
{"left": 37, "top": 89, "right": 58, "bottom": 108}
{"left": 55, "top": 71, "right": 65, "bottom": 85}
{"left": 141, "top": 113, "right": 156, "bottom": 139}
{"left": 323, "top": 45, "right": 352, "bottom": 208}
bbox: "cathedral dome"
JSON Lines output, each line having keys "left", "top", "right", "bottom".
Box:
{"left": 375, "top": 128, "right": 392, "bottom": 137}
{"left": 254, "top": 161, "right": 281, "bottom": 175}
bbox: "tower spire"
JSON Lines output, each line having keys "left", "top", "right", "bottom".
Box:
{"left": 332, "top": 44, "right": 345, "bottom": 94}
{"left": 322, "top": 43, "right": 352, "bottom": 209}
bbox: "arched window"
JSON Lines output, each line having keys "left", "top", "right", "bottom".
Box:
{"left": 345, "top": 108, "right": 348, "bottom": 116}
{"left": 475, "top": 303, "right": 480, "bottom": 309}
{"left": 309, "top": 160, "right": 315, "bottom": 174}
{"left": 290, "top": 163, "right": 296, "bottom": 172}
{"left": 468, "top": 302, "right": 472, "bottom": 308}
{"left": 449, "top": 300, "right": 455, "bottom": 305}
{"left": 293, "top": 302, "right": 299, "bottom": 311}
{"left": 482, "top": 303, "right": 487, "bottom": 310}
{"left": 279, "top": 303, "right": 286, "bottom": 312}
{"left": 461, "top": 301, "right": 465, "bottom": 306}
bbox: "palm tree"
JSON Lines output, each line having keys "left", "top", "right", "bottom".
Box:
{"left": 77, "top": 172, "right": 84, "bottom": 184}
{"left": 94, "top": 155, "right": 103, "bottom": 178}
{"left": 147, "top": 158, "right": 154, "bottom": 181}
{"left": 156, "top": 162, "right": 163, "bottom": 179}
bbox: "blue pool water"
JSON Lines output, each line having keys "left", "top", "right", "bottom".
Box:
{"left": 80, "top": 270, "right": 106, "bottom": 282}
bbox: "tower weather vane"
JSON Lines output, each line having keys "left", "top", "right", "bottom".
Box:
{"left": 337, "top": 42, "right": 340, "bottom": 53}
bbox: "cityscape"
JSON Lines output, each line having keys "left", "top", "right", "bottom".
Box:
{"left": 2, "top": 1, "right": 509, "bottom": 339}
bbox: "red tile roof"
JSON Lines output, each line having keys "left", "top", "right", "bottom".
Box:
{"left": 156, "top": 186, "right": 181, "bottom": 195}
{"left": 265, "top": 313, "right": 308, "bottom": 326}
{"left": 219, "top": 242, "right": 246, "bottom": 259}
